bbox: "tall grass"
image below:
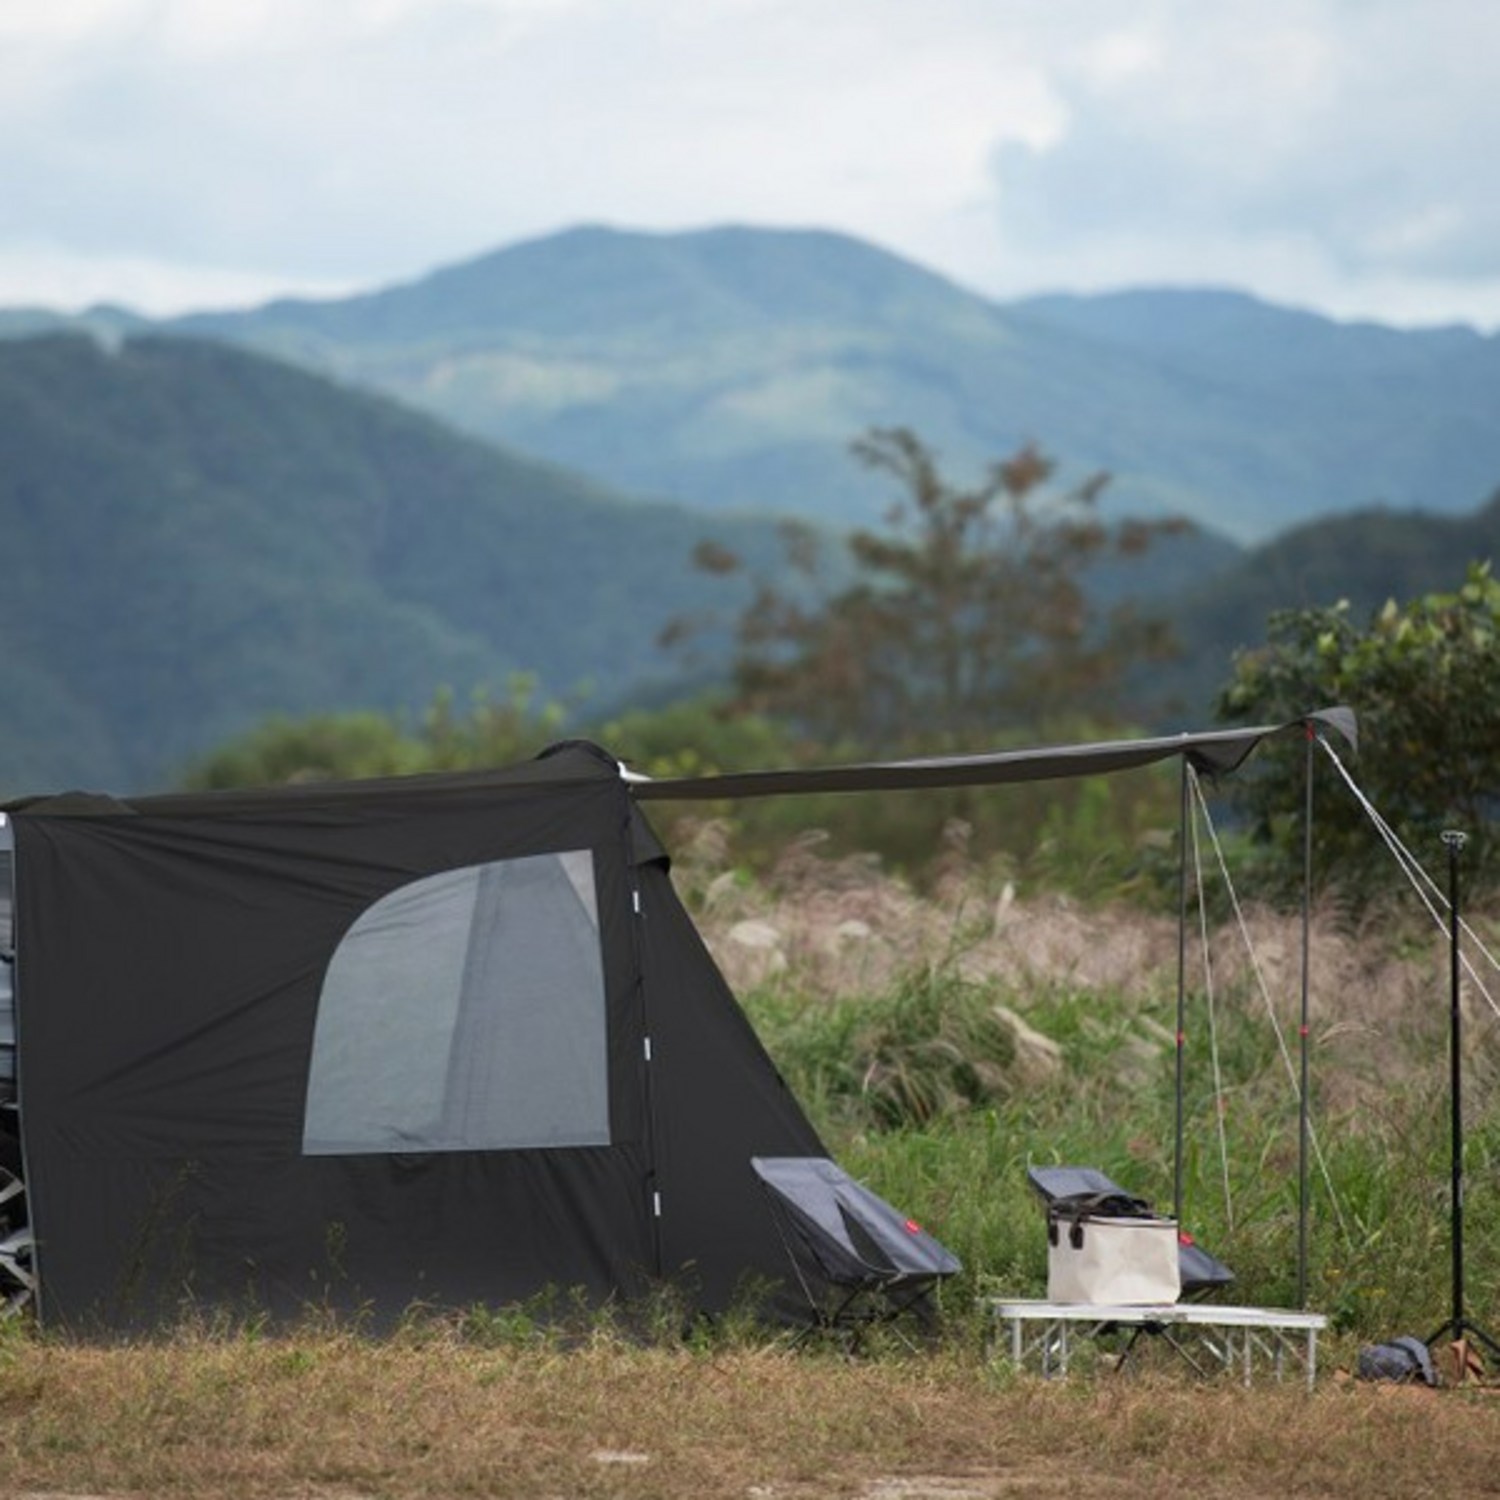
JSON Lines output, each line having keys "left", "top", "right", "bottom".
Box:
{"left": 711, "top": 830, "right": 1500, "bottom": 1347}
{"left": 750, "top": 979, "right": 1473, "bottom": 1338}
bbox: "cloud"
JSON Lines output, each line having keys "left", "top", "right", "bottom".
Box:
{"left": 0, "top": 240, "right": 353, "bottom": 313}
{"left": 0, "top": 0, "right": 1060, "bottom": 300}
{"left": 989, "top": 4, "right": 1500, "bottom": 300}
{"left": 0, "top": 0, "right": 1496, "bottom": 325}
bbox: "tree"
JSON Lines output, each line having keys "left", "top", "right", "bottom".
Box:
{"left": 183, "top": 678, "right": 566, "bottom": 790}
{"left": 683, "top": 427, "right": 1186, "bottom": 747}
{"left": 1217, "top": 562, "right": 1500, "bottom": 901}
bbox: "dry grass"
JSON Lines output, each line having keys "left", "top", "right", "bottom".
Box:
{"left": 680, "top": 819, "right": 1476, "bottom": 1101}
{"left": 2, "top": 1331, "right": 1498, "bottom": 1499}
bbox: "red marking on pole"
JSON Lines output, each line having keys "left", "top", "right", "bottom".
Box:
{"left": 1299, "top": 1025, "right": 1310, "bottom": 1038}
{"left": 1176, "top": 1032, "right": 1186, "bottom": 1047}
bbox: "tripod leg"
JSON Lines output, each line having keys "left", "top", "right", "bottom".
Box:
{"left": 1458, "top": 1321, "right": 1500, "bottom": 1369}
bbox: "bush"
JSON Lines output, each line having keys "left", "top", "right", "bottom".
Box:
{"left": 1218, "top": 562, "right": 1500, "bottom": 905}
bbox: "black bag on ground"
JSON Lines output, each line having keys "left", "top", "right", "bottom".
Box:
{"left": 1356, "top": 1335, "right": 1437, "bottom": 1386}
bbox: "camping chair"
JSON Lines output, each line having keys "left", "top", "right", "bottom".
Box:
{"left": 1027, "top": 1165, "right": 1233, "bottom": 1299}
{"left": 751, "top": 1156, "right": 961, "bottom": 1351}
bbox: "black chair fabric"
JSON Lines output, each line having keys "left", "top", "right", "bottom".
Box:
{"left": 751, "top": 1156, "right": 960, "bottom": 1340}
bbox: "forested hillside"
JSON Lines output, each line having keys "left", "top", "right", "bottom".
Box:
{"left": 1158, "top": 491, "right": 1500, "bottom": 716}
{"left": 0, "top": 332, "right": 787, "bottom": 793}
{"left": 2, "top": 317, "right": 1497, "bottom": 794}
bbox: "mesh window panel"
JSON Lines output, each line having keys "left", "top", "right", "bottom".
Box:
{"left": 303, "top": 849, "right": 609, "bottom": 1155}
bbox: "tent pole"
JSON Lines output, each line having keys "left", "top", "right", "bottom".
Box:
{"left": 621, "top": 803, "right": 665, "bottom": 1281}
{"left": 1297, "top": 725, "right": 1313, "bottom": 1309}
{"left": 1426, "top": 832, "right": 1500, "bottom": 1367}
{"left": 1447, "top": 830, "right": 1466, "bottom": 1342}
{"left": 1174, "top": 757, "right": 1189, "bottom": 1226}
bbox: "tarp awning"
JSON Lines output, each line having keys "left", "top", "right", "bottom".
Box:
{"left": 630, "top": 707, "right": 1356, "bottom": 802}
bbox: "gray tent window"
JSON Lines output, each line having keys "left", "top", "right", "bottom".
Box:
{"left": 303, "top": 849, "right": 610, "bottom": 1155}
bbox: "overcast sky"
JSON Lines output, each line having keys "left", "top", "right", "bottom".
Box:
{"left": 5, "top": 0, "right": 1498, "bottom": 328}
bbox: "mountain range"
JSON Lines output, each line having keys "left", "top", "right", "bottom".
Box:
{"left": 161, "top": 225, "right": 1500, "bottom": 543}
{"left": 3, "top": 224, "right": 1499, "bottom": 793}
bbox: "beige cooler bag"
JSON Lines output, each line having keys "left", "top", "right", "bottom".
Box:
{"left": 1046, "top": 1209, "right": 1181, "bottom": 1305}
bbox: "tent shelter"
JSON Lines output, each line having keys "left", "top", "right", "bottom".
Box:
{"left": 0, "top": 718, "right": 1348, "bottom": 1331}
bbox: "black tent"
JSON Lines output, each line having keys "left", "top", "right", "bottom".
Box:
{"left": 0, "top": 716, "right": 1346, "bottom": 1331}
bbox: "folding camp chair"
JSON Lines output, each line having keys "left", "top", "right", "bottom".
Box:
{"left": 1027, "top": 1165, "right": 1234, "bottom": 1298}
{"left": 751, "top": 1156, "right": 961, "bottom": 1350}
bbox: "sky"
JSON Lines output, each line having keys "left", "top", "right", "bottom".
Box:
{"left": 4, "top": 0, "right": 1499, "bottom": 328}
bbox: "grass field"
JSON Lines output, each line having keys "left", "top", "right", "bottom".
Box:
{"left": 3, "top": 830, "right": 1498, "bottom": 1497}
{"left": 698, "top": 826, "right": 1500, "bottom": 1342}
{"left": 3, "top": 1327, "right": 1499, "bottom": 1498}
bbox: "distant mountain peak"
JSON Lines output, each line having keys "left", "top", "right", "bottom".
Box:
{"left": 1014, "top": 284, "right": 1490, "bottom": 357}
{"left": 170, "top": 221, "right": 1003, "bottom": 352}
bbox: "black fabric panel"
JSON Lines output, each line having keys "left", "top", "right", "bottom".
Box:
{"left": 751, "top": 1156, "right": 961, "bottom": 1282}
{"left": 14, "top": 756, "right": 654, "bottom": 1329}
{"left": 638, "top": 862, "right": 826, "bottom": 1312}
{"left": 32, "top": 1147, "right": 652, "bottom": 1331}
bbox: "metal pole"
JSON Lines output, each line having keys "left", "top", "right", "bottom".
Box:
{"left": 1297, "top": 726, "right": 1313, "bottom": 1309}
{"left": 1425, "top": 829, "right": 1500, "bottom": 1367}
{"left": 1174, "top": 757, "right": 1189, "bottom": 1226}
{"left": 1444, "top": 829, "right": 1466, "bottom": 1337}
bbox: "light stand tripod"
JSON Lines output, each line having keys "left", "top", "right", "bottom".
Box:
{"left": 1427, "top": 830, "right": 1500, "bottom": 1376}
